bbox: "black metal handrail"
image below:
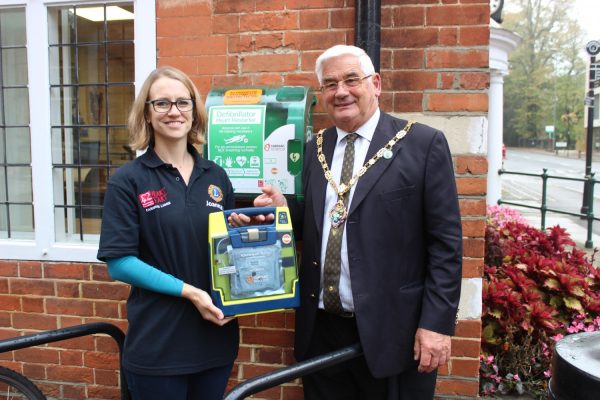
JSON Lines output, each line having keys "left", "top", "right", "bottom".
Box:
{"left": 0, "top": 322, "right": 129, "bottom": 400}
{"left": 499, "top": 168, "right": 599, "bottom": 248}
{"left": 224, "top": 343, "right": 363, "bottom": 400}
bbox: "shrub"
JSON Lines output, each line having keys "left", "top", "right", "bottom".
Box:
{"left": 480, "top": 205, "right": 600, "bottom": 398}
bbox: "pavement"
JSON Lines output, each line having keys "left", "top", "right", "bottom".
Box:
{"left": 503, "top": 147, "right": 600, "bottom": 260}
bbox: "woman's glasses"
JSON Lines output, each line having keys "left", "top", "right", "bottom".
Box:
{"left": 146, "top": 98, "right": 194, "bottom": 113}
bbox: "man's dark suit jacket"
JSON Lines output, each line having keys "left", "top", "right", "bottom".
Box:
{"left": 292, "top": 111, "right": 462, "bottom": 379}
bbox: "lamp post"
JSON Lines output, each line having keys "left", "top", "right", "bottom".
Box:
{"left": 581, "top": 40, "right": 600, "bottom": 215}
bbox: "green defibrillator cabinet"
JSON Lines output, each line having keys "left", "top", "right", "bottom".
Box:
{"left": 204, "top": 86, "right": 315, "bottom": 199}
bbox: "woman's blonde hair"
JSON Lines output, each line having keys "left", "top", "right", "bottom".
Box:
{"left": 128, "top": 66, "right": 208, "bottom": 150}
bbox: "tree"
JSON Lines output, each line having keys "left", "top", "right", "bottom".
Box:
{"left": 502, "top": 0, "right": 586, "bottom": 148}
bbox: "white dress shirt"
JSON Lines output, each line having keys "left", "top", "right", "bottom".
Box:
{"left": 319, "top": 109, "right": 380, "bottom": 311}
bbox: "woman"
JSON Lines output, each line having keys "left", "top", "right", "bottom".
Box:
{"left": 97, "top": 66, "right": 238, "bottom": 400}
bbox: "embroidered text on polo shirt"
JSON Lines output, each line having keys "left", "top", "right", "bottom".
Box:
{"left": 138, "top": 188, "right": 172, "bottom": 212}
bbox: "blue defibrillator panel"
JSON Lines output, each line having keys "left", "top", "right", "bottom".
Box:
{"left": 208, "top": 207, "right": 299, "bottom": 317}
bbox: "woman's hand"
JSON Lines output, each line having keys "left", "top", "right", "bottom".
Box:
{"left": 181, "top": 283, "right": 235, "bottom": 326}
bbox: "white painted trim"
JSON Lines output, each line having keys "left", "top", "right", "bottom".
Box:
{"left": 0, "top": 0, "right": 156, "bottom": 262}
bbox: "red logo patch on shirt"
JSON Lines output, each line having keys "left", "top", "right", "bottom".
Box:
{"left": 138, "top": 188, "right": 168, "bottom": 209}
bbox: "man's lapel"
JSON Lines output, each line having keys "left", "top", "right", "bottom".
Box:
{"left": 349, "top": 115, "right": 409, "bottom": 214}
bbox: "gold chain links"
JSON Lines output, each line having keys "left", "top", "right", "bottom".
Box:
{"left": 316, "top": 121, "right": 415, "bottom": 198}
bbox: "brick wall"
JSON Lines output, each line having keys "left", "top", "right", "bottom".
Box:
{"left": 0, "top": 0, "right": 488, "bottom": 399}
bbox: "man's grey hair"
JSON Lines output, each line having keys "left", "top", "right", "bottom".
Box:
{"left": 315, "top": 45, "right": 376, "bottom": 85}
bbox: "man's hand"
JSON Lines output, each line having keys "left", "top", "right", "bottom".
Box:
{"left": 181, "top": 283, "right": 235, "bottom": 326}
{"left": 228, "top": 185, "right": 288, "bottom": 227}
{"left": 413, "top": 328, "right": 451, "bottom": 373}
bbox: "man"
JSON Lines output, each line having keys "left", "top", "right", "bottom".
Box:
{"left": 233, "top": 44, "right": 462, "bottom": 399}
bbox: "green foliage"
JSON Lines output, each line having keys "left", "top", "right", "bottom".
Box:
{"left": 481, "top": 206, "right": 600, "bottom": 399}
{"left": 502, "top": 0, "right": 586, "bottom": 146}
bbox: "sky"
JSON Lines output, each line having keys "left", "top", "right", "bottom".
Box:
{"left": 572, "top": 0, "right": 600, "bottom": 42}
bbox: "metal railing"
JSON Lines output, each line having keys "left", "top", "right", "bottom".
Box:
{"left": 224, "top": 343, "right": 363, "bottom": 400}
{"left": 0, "top": 322, "right": 129, "bottom": 400}
{"left": 498, "top": 168, "right": 600, "bottom": 248}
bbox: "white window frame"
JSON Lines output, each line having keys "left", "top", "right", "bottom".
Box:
{"left": 0, "top": 0, "right": 155, "bottom": 262}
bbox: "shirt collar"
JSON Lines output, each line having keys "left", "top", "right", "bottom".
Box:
{"left": 335, "top": 108, "right": 380, "bottom": 145}
{"left": 139, "top": 144, "right": 209, "bottom": 171}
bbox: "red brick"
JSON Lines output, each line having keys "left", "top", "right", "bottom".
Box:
{"left": 10, "top": 279, "right": 54, "bottom": 296}
{"left": 12, "top": 312, "right": 57, "bottom": 331}
{"left": 81, "top": 283, "right": 129, "bottom": 300}
{"left": 427, "top": 49, "right": 488, "bottom": 69}
{"left": 0, "top": 295, "right": 20, "bottom": 311}
{"left": 156, "top": 16, "right": 212, "bottom": 37}
{"left": 435, "top": 377, "right": 479, "bottom": 396}
{"left": 56, "top": 281, "right": 81, "bottom": 298}
{"left": 256, "top": 0, "right": 287, "bottom": 11}
{"left": 393, "top": 6, "right": 425, "bottom": 26}
{"left": 456, "top": 156, "right": 488, "bottom": 175}
{"left": 451, "top": 357, "right": 480, "bottom": 377}
{"left": 0, "top": 260, "right": 18, "bottom": 276}
{"left": 460, "top": 72, "right": 490, "bottom": 90}
{"left": 212, "top": 15, "right": 239, "bottom": 34}
{"left": 46, "top": 298, "right": 94, "bottom": 316}
{"left": 19, "top": 261, "right": 43, "bottom": 278}
{"left": 45, "top": 263, "right": 89, "bottom": 280}
{"left": 157, "top": 0, "right": 211, "bottom": 17}
{"left": 459, "top": 199, "right": 486, "bottom": 216}
{"left": 94, "top": 368, "right": 119, "bottom": 386}
{"left": 299, "top": 10, "right": 328, "bottom": 29}
{"left": 242, "top": 54, "right": 297, "bottom": 73}
{"left": 331, "top": 8, "right": 354, "bottom": 29}
{"left": 22, "top": 297, "right": 43, "bottom": 313}
{"left": 240, "top": 12, "right": 298, "bottom": 32}
{"left": 427, "top": 5, "right": 489, "bottom": 26}
{"left": 385, "top": 71, "right": 437, "bottom": 91}
{"left": 84, "top": 351, "right": 120, "bottom": 370}
{"left": 456, "top": 177, "right": 487, "bottom": 195}
{"left": 393, "top": 92, "right": 423, "bottom": 113}
{"left": 455, "top": 319, "right": 482, "bottom": 338}
{"left": 383, "top": 27, "right": 438, "bottom": 48}
{"left": 462, "top": 219, "right": 486, "bottom": 237}
{"left": 257, "top": 312, "right": 287, "bottom": 328}
{"left": 463, "top": 238, "right": 485, "bottom": 258}
{"left": 14, "top": 347, "right": 60, "bottom": 364}
{"left": 47, "top": 365, "right": 94, "bottom": 383}
{"left": 242, "top": 327, "right": 294, "bottom": 347}
{"left": 451, "top": 338, "right": 481, "bottom": 358}
{"left": 439, "top": 27, "right": 459, "bottom": 46}
{"left": 462, "top": 257, "right": 484, "bottom": 278}
{"left": 257, "top": 347, "right": 283, "bottom": 364}
{"left": 284, "top": 31, "right": 347, "bottom": 51}
{"left": 460, "top": 26, "right": 490, "bottom": 46}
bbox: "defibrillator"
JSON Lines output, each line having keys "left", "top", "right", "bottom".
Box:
{"left": 208, "top": 207, "right": 300, "bottom": 317}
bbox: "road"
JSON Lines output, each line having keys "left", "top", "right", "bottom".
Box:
{"left": 501, "top": 147, "right": 600, "bottom": 244}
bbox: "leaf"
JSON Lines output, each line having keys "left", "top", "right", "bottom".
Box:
{"left": 543, "top": 278, "right": 560, "bottom": 290}
{"left": 563, "top": 297, "right": 583, "bottom": 312}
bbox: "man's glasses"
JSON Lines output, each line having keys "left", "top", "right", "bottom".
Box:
{"left": 320, "top": 75, "right": 372, "bottom": 93}
{"left": 146, "top": 98, "right": 195, "bottom": 113}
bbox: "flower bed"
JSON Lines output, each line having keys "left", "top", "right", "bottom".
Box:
{"left": 480, "top": 206, "right": 600, "bottom": 398}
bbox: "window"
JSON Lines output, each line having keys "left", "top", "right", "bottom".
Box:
{"left": 0, "top": 8, "right": 31, "bottom": 240}
{"left": 0, "top": 1, "right": 156, "bottom": 261}
{"left": 49, "top": 4, "right": 135, "bottom": 242}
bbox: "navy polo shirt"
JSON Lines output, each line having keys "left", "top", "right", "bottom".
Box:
{"left": 97, "top": 146, "right": 239, "bottom": 375}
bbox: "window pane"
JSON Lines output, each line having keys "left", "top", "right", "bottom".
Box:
{"left": 109, "top": 127, "right": 133, "bottom": 166}
{"left": 78, "top": 44, "right": 106, "bottom": 84}
{"left": 108, "top": 43, "right": 134, "bottom": 82}
{"left": 8, "top": 204, "right": 34, "bottom": 237}
{"left": 49, "top": 46, "right": 76, "bottom": 86}
{"left": 0, "top": 8, "right": 25, "bottom": 46}
{"left": 2, "top": 48, "right": 28, "bottom": 86}
{"left": 7, "top": 166, "right": 32, "bottom": 202}
{"left": 49, "top": 3, "right": 133, "bottom": 242}
{"left": 108, "top": 85, "right": 134, "bottom": 125}
{"left": 0, "top": 168, "right": 5, "bottom": 201}
{"left": 5, "top": 128, "right": 30, "bottom": 164}
{"left": 3, "top": 88, "right": 29, "bottom": 125}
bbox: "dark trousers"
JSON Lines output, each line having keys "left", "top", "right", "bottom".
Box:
{"left": 123, "top": 363, "right": 233, "bottom": 400}
{"left": 302, "top": 310, "right": 437, "bottom": 400}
